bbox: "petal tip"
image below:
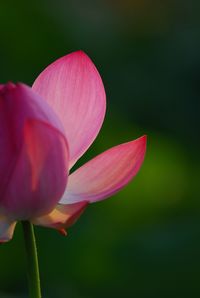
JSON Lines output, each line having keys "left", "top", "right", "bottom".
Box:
{"left": 67, "top": 50, "right": 90, "bottom": 59}
{"left": 137, "top": 134, "right": 147, "bottom": 143}
{"left": 57, "top": 50, "right": 92, "bottom": 66}
{"left": 132, "top": 134, "right": 147, "bottom": 153}
{"left": 58, "top": 228, "right": 67, "bottom": 236}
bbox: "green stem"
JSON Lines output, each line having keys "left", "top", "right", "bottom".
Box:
{"left": 22, "top": 221, "right": 42, "bottom": 298}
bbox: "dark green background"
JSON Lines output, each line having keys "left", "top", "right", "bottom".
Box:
{"left": 0, "top": 1, "right": 200, "bottom": 297}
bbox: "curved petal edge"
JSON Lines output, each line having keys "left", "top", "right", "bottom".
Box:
{"left": 0, "top": 119, "right": 69, "bottom": 220}
{"left": 32, "top": 201, "right": 88, "bottom": 234}
{"left": 60, "top": 135, "right": 147, "bottom": 204}
{"left": 32, "top": 51, "right": 106, "bottom": 168}
{"left": 0, "top": 216, "right": 16, "bottom": 243}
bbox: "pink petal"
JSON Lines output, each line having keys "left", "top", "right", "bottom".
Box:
{"left": 32, "top": 51, "right": 106, "bottom": 168}
{"left": 0, "top": 119, "right": 69, "bottom": 220}
{"left": 0, "top": 83, "right": 65, "bottom": 195}
{"left": 60, "top": 135, "right": 147, "bottom": 204}
{"left": 0, "top": 216, "right": 16, "bottom": 243}
{"left": 0, "top": 83, "right": 65, "bottom": 137}
{"left": 32, "top": 201, "right": 88, "bottom": 232}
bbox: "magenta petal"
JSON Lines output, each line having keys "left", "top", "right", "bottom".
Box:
{"left": 0, "top": 216, "right": 16, "bottom": 243}
{"left": 32, "top": 201, "right": 88, "bottom": 231}
{"left": 1, "top": 83, "right": 65, "bottom": 136}
{"left": 0, "top": 83, "right": 63, "bottom": 207}
{"left": 60, "top": 135, "right": 147, "bottom": 204}
{"left": 32, "top": 51, "right": 106, "bottom": 168}
{"left": 0, "top": 120, "right": 69, "bottom": 220}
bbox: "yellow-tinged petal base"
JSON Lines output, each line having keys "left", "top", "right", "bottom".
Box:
{"left": 32, "top": 201, "right": 88, "bottom": 234}
{"left": 0, "top": 216, "right": 16, "bottom": 243}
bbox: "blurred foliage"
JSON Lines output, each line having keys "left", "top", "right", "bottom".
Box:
{"left": 0, "top": 0, "right": 200, "bottom": 297}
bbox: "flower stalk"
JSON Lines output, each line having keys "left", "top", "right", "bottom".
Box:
{"left": 22, "top": 221, "right": 42, "bottom": 298}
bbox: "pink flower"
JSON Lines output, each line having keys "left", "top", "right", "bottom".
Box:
{"left": 0, "top": 51, "right": 146, "bottom": 242}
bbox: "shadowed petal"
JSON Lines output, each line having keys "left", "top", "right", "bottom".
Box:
{"left": 0, "top": 216, "right": 16, "bottom": 243}
{"left": 0, "top": 83, "right": 65, "bottom": 137}
{"left": 32, "top": 51, "right": 106, "bottom": 168}
{"left": 0, "top": 120, "right": 69, "bottom": 220}
{"left": 32, "top": 201, "right": 88, "bottom": 232}
{"left": 0, "top": 83, "right": 65, "bottom": 203}
{"left": 60, "top": 136, "right": 147, "bottom": 204}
